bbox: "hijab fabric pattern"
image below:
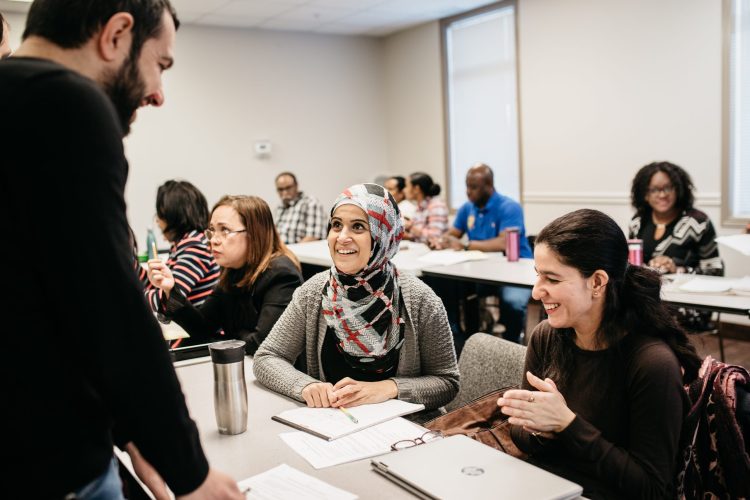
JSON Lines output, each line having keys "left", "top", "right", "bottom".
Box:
{"left": 322, "top": 184, "right": 404, "bottom": 357}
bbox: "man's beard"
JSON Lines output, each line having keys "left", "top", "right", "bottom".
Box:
{"left": 102, "top": 52, "right": 145, "bottom": 137}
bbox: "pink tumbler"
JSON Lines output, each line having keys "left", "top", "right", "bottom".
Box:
{"left": 505, "top": 227, "right": 520, "bottom": 262}
{"left": 627, "top": 239, "right": 643, "bottom": 266}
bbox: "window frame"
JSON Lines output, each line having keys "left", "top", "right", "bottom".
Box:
{"left": 439, "top": 0, "right": 522, "bottom": 210}
{"left": 722, "top": 0, "right": 750, "bottom": 226}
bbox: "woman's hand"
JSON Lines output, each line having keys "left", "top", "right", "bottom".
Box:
{"left": 147, "top": 259, "right": 175, "bottom": 295}
{"left": 301, "top": 382, "right": 337, "bottom": 408}
{"left": 330, "top": 378, "right": 398, "bottom": 408}
{"left": 648, "top": 255, "right": 676, "bottom": 274}
{"left": 497, "top": 372, "right": 576, "bottom": 434}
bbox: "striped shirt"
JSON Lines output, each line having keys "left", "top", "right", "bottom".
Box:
{"left": 275, "top": 192, "right": 327, "bottom": 244}
{"left": 140, "top": 230, "right": 220, "bottom": 311}
{"left": 408, "top": 196, "right": 449, "bottom": 242}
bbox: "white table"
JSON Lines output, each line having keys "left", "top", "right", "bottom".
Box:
{"left": 661, "top": 274, "right": 750, "bottom": 317}
{"left": 175, "top": 357, "right": 413, "bottom": 499}
{"left": 287, "top": 240, "right": 433, "bottom": 276}
{"left": 421, "top": 256, "right": 536, "bottom": 288}
{"left": 661, "top": 275, "right": 750, "bottom": 361}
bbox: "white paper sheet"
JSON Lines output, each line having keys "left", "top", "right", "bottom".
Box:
{"left": 237, "top": 464, "right": 357, "bottom": 500}
{"left": 678, "top": 277, "right": 735, "bottom": 294}
{"left": 731, "top": 276, "right": 750, "bottom": 294}
{"left": 273, "top": 399, "right": 424, "bottom": 440}
{"left": 418, "top": 249, "right": 488, "bottom": 266}
{"left": 279, "top": 417, "right": 428, "bottom": 469}
{"left": 716, "top": 234, "right": 750, "bottom": 256}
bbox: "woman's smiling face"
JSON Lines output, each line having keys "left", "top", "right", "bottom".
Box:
{"left": 328, "top": 204, "right": 372, "bottom": 275}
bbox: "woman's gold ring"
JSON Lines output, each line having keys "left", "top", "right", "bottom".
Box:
{"left": 528, "top": 395, "right": 535, "bottom": 403}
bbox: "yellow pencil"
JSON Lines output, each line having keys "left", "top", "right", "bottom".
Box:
{"left": 339, "top": 406, "right": 359, "bottom": 424}
{"left": 151, "top": 241, "right": 158, "bottom": 260}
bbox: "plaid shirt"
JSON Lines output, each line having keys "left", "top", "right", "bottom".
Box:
{"left": 408, "top": 196, "right": 449, "bottom": 242}
{"left": 275, "top": 192, "right": 327, "bottom": 244}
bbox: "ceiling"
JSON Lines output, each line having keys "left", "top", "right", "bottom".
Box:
{"left": 0, "top": 0, "right": 497, "bottom": 37}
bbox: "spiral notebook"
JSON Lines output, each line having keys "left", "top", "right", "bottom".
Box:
{"left": 272, "top": 399, "right": 424, "bottom": 441}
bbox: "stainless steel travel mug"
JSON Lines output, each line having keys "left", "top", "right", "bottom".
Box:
{"left": 209, "top": 340, "right": 248, "bottom": 435}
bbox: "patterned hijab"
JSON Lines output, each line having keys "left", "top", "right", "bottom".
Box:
{"left": 321, "top": 183, "right": 405, "bottom": 357}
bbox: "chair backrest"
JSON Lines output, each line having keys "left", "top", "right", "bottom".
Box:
{"left": 446, "top": 332, "right": 527, "bottom": 411}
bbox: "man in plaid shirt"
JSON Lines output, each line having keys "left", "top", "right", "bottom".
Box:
{"left": 274, "top": 172, "right": 327, "bottom": 244}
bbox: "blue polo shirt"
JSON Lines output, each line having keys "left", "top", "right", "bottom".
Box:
{"left": 453, "top": 191, "right": 532, "bottom": 258}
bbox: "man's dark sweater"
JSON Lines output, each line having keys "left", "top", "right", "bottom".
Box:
{"left": 0, "top": 57, "right": 208, "bottom": 497}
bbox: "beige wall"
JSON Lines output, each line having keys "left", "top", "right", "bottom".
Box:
{"left": 4, "top": 0, "right": 734, "bottom": 245}
{"left": 3, "top": 12, "right": 24, "bottom": 49}
{"left": 518, "top": 0, "right": 723, "bottom": 234}
{"left": 124, "top": 25, "right": 388, "bottom": 248}
{"left": 382, "top": 21, "right": 446, "bottom": 189}
{"left": 379, "top": 0, "right": 726, "bottom": 236}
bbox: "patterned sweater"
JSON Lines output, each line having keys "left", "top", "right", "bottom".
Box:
{"left": 628, "top": 209, "right": 723, "bottom": 275}
{"left": 140, "top": 230, "right": 220, "bottom": 311}
{"left": 253, "top": 271, "right": 460, "bottom": 410}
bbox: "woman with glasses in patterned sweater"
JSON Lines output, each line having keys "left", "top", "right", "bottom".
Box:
{"left": 628, "top": 162, "right": 723, "bottom": 330}
{"left": 148, "top": 195, "right": 302, "bottom": 354}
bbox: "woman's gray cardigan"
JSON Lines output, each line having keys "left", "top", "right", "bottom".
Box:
{"left": 253, "top": 271, "right": 459, "bottom": 410}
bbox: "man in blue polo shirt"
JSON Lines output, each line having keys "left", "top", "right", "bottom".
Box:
{"left": 437, "top": 163, "right": 532, "bottom": 344}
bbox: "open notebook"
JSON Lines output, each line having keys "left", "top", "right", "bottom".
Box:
{"left": 272, "top": 399, "right": 424, "bottom": 441}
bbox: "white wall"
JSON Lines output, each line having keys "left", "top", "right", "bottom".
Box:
{"left": 124, "top": 25, "right": 388, "bottom": 249}
{"left": 382, "top": 22, "right": 446, "bottom": 189}
{"left": 518, "top": 0, "right": 723, "bottom": 234}
{"left": 3, "top": 12, "right": 24, "bottom": 49}
{"left": 382, "top": 1, "right": 729, "bottom": 235}
{"left": 4, "top": 0, "right": 737, "bottom": 245}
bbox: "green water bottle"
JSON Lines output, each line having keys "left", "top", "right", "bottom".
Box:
{"left": 146, "top": 228, "right": 158, "bottom": 260}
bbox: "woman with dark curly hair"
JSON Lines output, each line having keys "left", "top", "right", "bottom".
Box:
{"left": 628, "top": 162, "right": 723, "bottom": 331}
{"left": 499, "top": 209, "right": 701, "bottom": 499}
{"left": 628, "top": 161, "right": 722, "bottom": 276}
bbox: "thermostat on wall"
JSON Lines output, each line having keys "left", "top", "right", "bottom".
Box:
{"left": 254, "top": 141, "right": 272, "bottom": 158}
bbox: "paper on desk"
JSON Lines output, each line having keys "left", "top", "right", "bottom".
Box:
{"left": 417, "top": 249, "right": 488, "bottom": 266}
{"left": 160, "top": 321, "right": 190, "bottom": 341}
{"left": 237, "top": 464, "right": 357, "bottom": 500}
{"left": 678, "top": 277, "right": 734, "bottom": 294}
{"left": 716, "top": 234, "right": 750, "bottom": 256}
{"left": 731, "top": 276, "right": 750, "bottom": 294}
{"left": 272, "top": 399, "right": 424, "bottom": 440}
{"left": 280, "top": 417, "right": 428, "bottom": 469}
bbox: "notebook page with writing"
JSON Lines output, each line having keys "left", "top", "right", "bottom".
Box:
{"left": 272, "top": 399, "right": 425, "bottom": 441}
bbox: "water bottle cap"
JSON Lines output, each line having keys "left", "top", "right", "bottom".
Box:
{"left": 209, "top": 340, "right": 246, "bottom": 364}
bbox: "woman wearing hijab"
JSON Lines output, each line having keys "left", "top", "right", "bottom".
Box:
{"left": 254, "top": 183, "right": 459, "bottom": 410}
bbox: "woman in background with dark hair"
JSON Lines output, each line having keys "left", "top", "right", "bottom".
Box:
{"left": 498, "top": 209, "right": 701, "bottom": 499}
{"left": 629, "top": 161, "right": 722, "bottom": 276}
{"left": 403, "top": 172, "right": 448, "bottom": 242}
{"left": 142, "top": 180, "right": 220, "bottom": 330}
{"left": 629, "top": 162, "right": 722, "bottom": 330}
{"left": 148, "top": 195, "right": 302, "bottom": 354}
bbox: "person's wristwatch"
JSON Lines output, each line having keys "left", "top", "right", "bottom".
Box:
{"left": 463, "top": 241, "right": 470, "bottom": 251}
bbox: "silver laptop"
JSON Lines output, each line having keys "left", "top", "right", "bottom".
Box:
{"left": 371, "top": 435, "right": 583, "bottom": 500}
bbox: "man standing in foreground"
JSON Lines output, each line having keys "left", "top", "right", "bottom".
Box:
{"left": 0, "top": 1, "right": 241, "bottom": 498}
